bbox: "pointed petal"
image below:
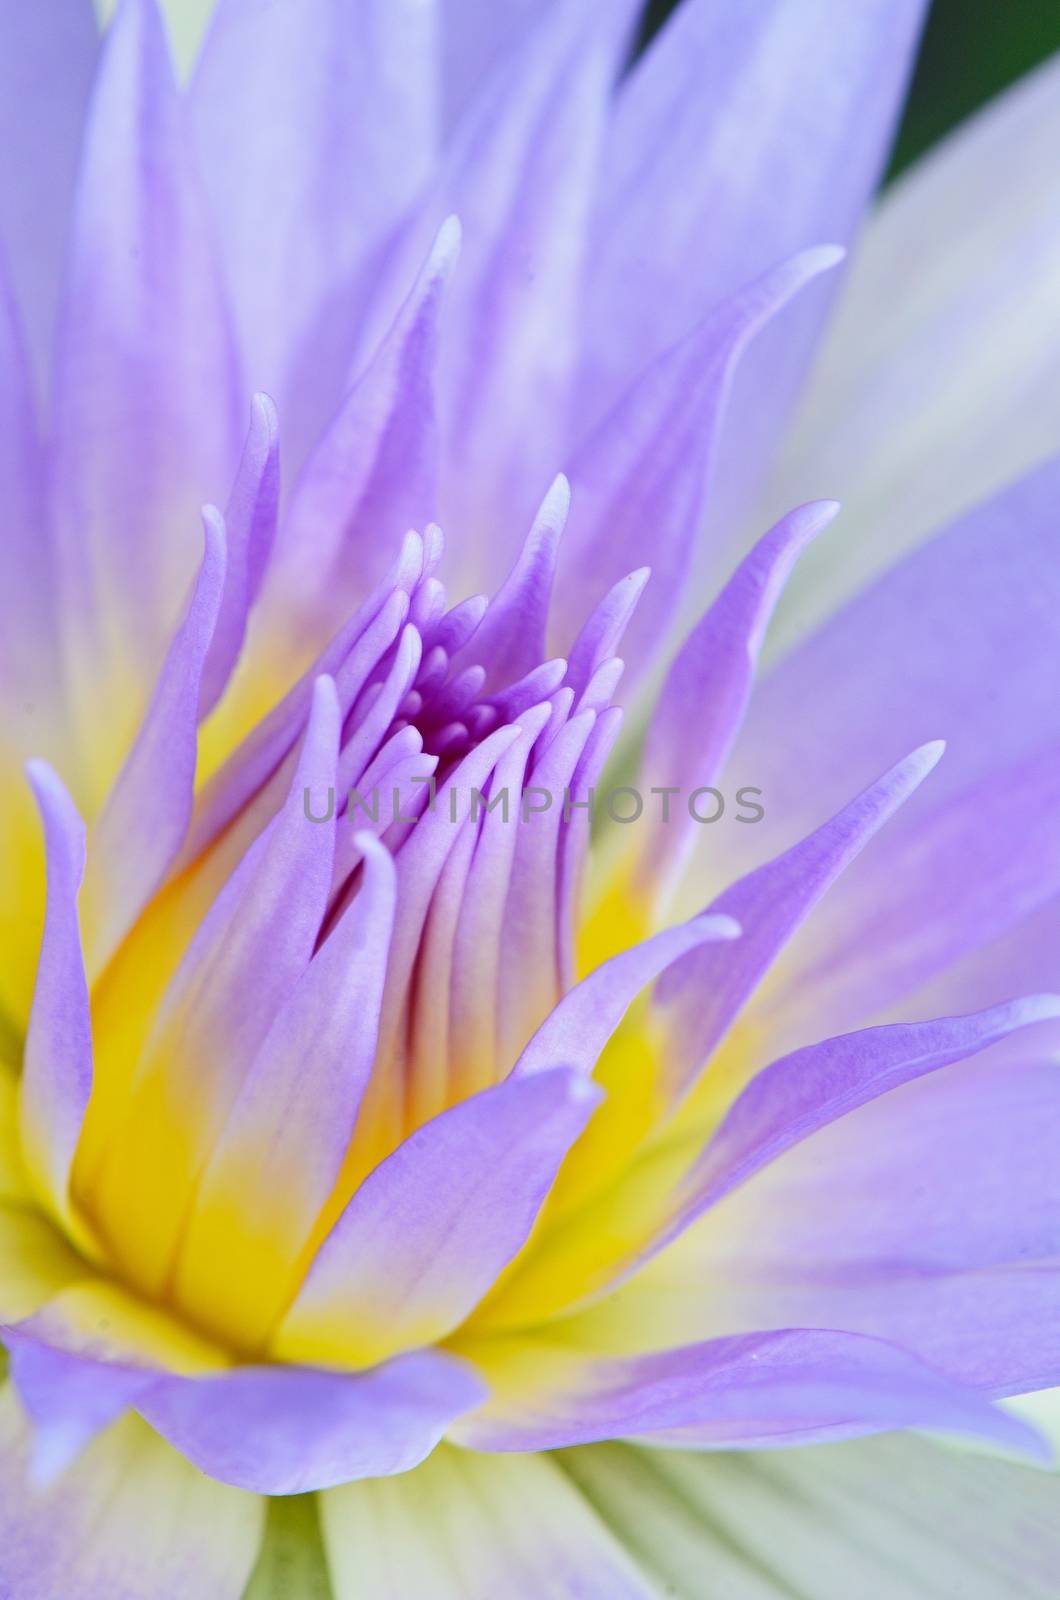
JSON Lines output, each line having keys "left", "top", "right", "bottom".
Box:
{"left": 200, "top": 394, "right": 280, "bottom": 715}
{"left": 452, "top": 1328, "right": 1043, "bottom": 1457}
{"left": 668, "top": 999, "right": 1060, "bottom": 1253}
{"left": 655, "top": 744, "right": 945, "bottom": 1098}
{"left": 263, "top": 219, "right": 458, "bottom": 645}
{"left": 514, "top": 912, "right": 740, "bottom": 1082}
{"left": 275, "top": 1069, "right": 600, "bottom": 1369}
{"left": 18, "top": 766, "right": 91, "bottom": 1230}
{"left": 761, "top": 739, "right": 1060, "bottom": 1048}
{"left": 648, "top": 1051, "right": 1060, "bottom": 1397}
{"left": 553, "top": 252, "right": 842, "bottom": 681}
{"left": 638, "top": 501, "right": 837, "bottom": 902}
{"left": 462, "top": 475, "right": 569, "bottom": 687}
{"left": 82, "top": 511, "right": 226, "bottom": 974}
{"left": 53, "top": 0, "right": 241, "bottom": 799}
{"left": 714, "top": 458, "right": 1060, "bottom": 1034}
{"left": 172, "top": 836, "right": 397, "bottom": 1347}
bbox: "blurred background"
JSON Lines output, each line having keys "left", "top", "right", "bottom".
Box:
{"left": 643, "top": 0, "right": 1060, "bottom": 178}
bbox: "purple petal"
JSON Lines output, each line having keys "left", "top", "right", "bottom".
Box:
{"left": 2, "top": 1325, "right": 156, "bottom": 1481}
{"left": 422, "top": 0, "right": 642, "bottom": 583}
{"left": 200, "top": 394, "right": 280, "bottom": 715}
{"left": 171, "top": 836, "right": 397, "bottom": 1346}
{"left": 581, "top": 0, "right": 925, "bottom": 531}
{"left": 654, "top": 743, "right": 944, "bottom": 1100}
{"left": 669, "top": 998, "right": 1060, "bottom": 1250}
{"left": 276, "top": 1068, "right": 600, "bottom": 1369}
{"left": 262, "top": 218, "right": 459, "bottom": 643}
{"left": 495, "top": 709, "right": 604, "bottom": 1070}
{"left": 764, "top": 54, "right": 1060, "bottom": 660}
{"left": 0, "top": 244, "right": 51, "bottom": 719}
{"left": 53, "top": 0, "right": 241, "bottom": 788}
{"left": 191, "top": 0, "right": 438, "bottom": 468}
{"left": 0, "top": 1386, "right": 262, "bottom": 1600}
{"left": 460, "top": 475, "right": 569, "bottom": 688}
{"left": 676, "top": 1051, "right": 1060, "bottom": 1396}
{"left": 138, "top": 1352, "right": 485, "bottom": 1493}
{"left": 19, "top": 765, "right": 91, "bottom": 1228}
{"left": 762, "top": 738, "right": 1060, "bottom": 1049}
{"left": 514, "top": 911, "right": 740, "bottom": 1081}
{"left": 553, "top": 250, "right": 842, "bottom": 682}
{"left": 719, "top": 457, "right": 1060, "bottom": 1033}
{"left": 81, "top": 511, "right": 226, "bottom": 974}
{"left": 452, "top": 1328, "right": 1044, "bottom": 1457}
{"left": 0, "top": 0, "right": 97, "bottom": 390}
{"left": 638, "top": 500, "right": 838, "bottom": 902}
{"left": 88, "top": 677, "right": 341, "bottom": 1295}
{"left": 444, "top": 706, "right": 556, "bottom": 1106}
{"left": 439, "top": 0, "right": 540, "bottom": 134}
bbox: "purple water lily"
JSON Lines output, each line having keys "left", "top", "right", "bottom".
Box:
{"left": 2, "top": 0, "right": 1060, "bottom": 1595}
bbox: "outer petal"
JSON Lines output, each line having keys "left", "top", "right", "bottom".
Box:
{"left": 0, "top": 0, "right": 97, "bottom": 391}
{"left": 274, "top": 1068, "right": 601, "bottom": 1370}
{"left": 552, "top": 251, "right": 841, "bottom": 680}
{"left": 191, "top": 0, "right": 438, "bottom": 469}
{"left": 426, "top": 0, "right": 642, "bottom": 585}
{"left": 450, "top": 1328, "right": 1043, "bottom": 1456}
{"left": 321, "top": 1444, "right": 657, "bottom": 1600}
{"left": 0, "top": 1386, "right": 263, "bottom": 1600}
{"left": 614, "top": 1051, "right": 1060, "bottom": 1396}
{"left": 439, "top": 0, "right": 540, "bottom": 134}
{"left": 758, "top": 738, "right": 1060, "bottom": 1050}
{"left": 137, "top": 1353, "right": 486, "bottom": 1493}
{"left": 475, "top": 1003, "right": 1058, "bottom": 1337}
{"left": 706, "top": 459, "right": 1060, "bottom": 1038}
{"left": 0, "top": 244, "right": 51, "bottom": 717}
{"left": 636, "top": 500, "right": 837, "bottom": 901}
{"left": 675, "top": 1000, "right": 1060, "bottom": 1224}
{"left": 80, "top": 510, "right": 226, "bottom": 975}
{"left": 764, "top": 53, "right": 1060, "bottom": 658}
{"left": 656, "top": 744, "right": 944, "bottom": 1098}
{"left": 53, "top": 0, "right": 241, "bottom": 803}
{"left": 580, "top": 0, "right": 924, "bottom": 532}
{"left": 557, "top": 1436, "right": 1060, "bottom": 1600}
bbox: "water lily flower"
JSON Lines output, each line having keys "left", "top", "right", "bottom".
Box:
{"left": 3, "top": 0, "right": 1060, "bottom": 1595}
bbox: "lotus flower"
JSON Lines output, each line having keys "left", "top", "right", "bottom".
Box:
{"left": 2, "top": 0, "right": 1060, "bottom": 1594}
